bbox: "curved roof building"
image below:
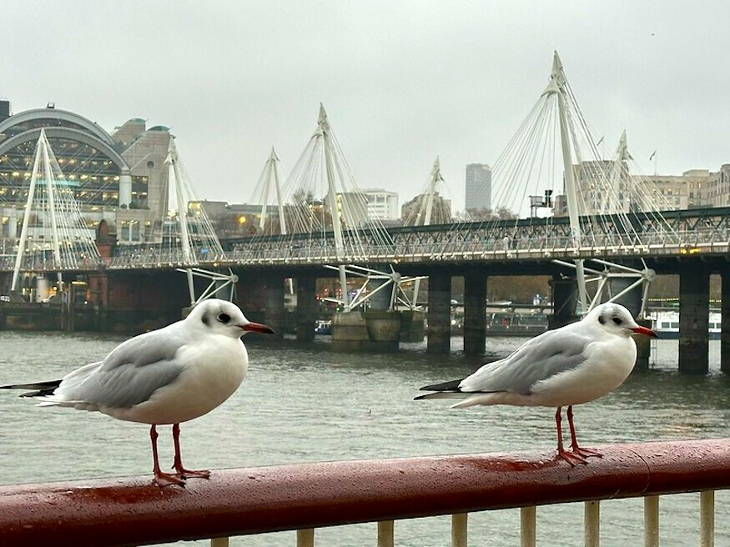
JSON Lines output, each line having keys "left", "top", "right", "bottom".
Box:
{"left": 0, "top": 101, "right": 172, "bottom": 242}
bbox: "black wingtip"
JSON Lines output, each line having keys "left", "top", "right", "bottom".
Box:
{"left": 0, "top": 380, "right": 61, "bottom": 398}
{"left": 419, "top": 378, "right": 463, "bottom": 392}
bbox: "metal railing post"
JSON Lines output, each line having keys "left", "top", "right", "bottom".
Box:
{"left": 584, "top": 500, "right": 599, "bottom": 547}
{"left": 451, "top": 513, "right": 468, "bottom": 547}
{"left": 297, "top": 528, "right": 315, "bottom": 547}
{"left": 700, "top": 490, "right": 714, "bottom": 547}
{"left": 521, "top": 506, "right": 536, "bottom": 547}
{"left": 378, "top": 520, "right": 394, "bottom": 547}
{"left": 644, "top": 495, "right": 659, "bottom": 547}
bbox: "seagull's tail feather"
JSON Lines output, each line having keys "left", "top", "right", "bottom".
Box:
{"left": 0, "top": 380, "right": 62, "bottom": 398}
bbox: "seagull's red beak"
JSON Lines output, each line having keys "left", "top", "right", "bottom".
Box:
{"left": 632, "top": 325, "right": 657, "bottom": 338}
{"left": 241, "top": 322, "right": 275, "bottom": 334}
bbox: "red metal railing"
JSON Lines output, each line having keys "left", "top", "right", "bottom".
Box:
{"left": 0, "top": 439, "right": 729, "bottom": 546}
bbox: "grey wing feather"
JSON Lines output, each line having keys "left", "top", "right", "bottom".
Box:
{"left": 100, "top": 325, "right": 186, "bottom": 371}
{"left": 55, "top": 326, "right": 187, "bottom": 408}
{"left": 458, "top": 328, "right": 592, "bottom": 395}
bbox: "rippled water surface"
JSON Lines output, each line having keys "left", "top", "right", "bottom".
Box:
{"left": 0, "top": 331, "right": 728, "bottom": 546}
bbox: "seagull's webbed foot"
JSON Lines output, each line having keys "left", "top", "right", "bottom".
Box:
{"left": 557, "top": 446, "right": 588, "bottom": 466}
{"left": 154, "top": 471, "right": 187, "bottom": 487}
{"left": 173, "top": 466, "right": 211, "bottom": 480}
{"left": 571, "top": 445, "right": 603, "bottom": 459}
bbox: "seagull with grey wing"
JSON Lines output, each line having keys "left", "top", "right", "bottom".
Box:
{"left": 1, "top": 299, "right": 274, "bottom": 486}
{"left": 416, "top": 302, "right": 656, "bottom": 464}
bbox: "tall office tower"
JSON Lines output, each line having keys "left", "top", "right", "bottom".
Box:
{"left": 465, "top": 163, "right": 492, "bottom": 212}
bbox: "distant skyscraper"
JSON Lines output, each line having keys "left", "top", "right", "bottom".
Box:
{"left": 465, "top": 163, "right": 492, "bottom": 212}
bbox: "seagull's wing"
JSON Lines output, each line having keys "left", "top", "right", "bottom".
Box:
{"left": 52, "top": 326, "right": 188, "bottom": 409}
{"left": 458, "top": 327, "right": 594, "bottom": 395}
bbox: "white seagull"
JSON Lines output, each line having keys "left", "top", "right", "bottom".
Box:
{"left": 416, "top": 302, "right": 656, "bottom": 464}
{"left": 1, "top": 298, "right": 274, "bottom": 485}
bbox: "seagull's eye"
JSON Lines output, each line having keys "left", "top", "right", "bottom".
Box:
{"left": 612, "top": 316, "right": 622, "bottom": 325}
{"left": 217, "top": 312, "right": 231, "bottom": 323}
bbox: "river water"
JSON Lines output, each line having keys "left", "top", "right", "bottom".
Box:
{"left": 0, "top": 331, "right": 728, "bottom": 546}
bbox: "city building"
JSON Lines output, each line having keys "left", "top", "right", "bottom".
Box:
{"left": 704, "top": 165, "right": 730, "bottom": 207}
{"left": 361, "top": 188, "right": 399, "bottom": 221}
{"left": 572, "top": 162, "right": 725, "bottom": 214}
{"left": 0, "top": 100, "right": 173, "bottom": 244}
{"left": 464, "top": 163, "right": 491, "bottom": 212}
{"left": 641, "top": 169, "right": 707, "bottom": 210}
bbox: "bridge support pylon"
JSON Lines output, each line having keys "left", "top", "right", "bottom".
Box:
{"left": 679, "top": 266, "right": 710, "bottom": 374}
{"left": 296, "top": 275, "right": 317, "bottom": 343}
{"left": 721, "top": 273, "right": 730, "bottom": 375}
{"left": 427, "top": 270, "right": 451, "bottom": 354}
{"left": 548, "top": 274, "right": 578, "bottom": 330}
{"left": 265, "top": 274, "right": 286, "bottom": 340}
{"left": 463, "top": 269, "right": 487, "bottom": 356}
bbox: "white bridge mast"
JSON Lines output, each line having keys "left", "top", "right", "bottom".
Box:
{"left": 542, "top": 52, "right": 588, "bottom": 313}
{"left": 411, "top": 156, "right": 443, "bottom": 307}
{"left": 318, "top": 105, "right": 350, "bottom": 309}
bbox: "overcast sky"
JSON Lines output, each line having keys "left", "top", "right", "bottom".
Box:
{"left": 3, "top": 1, "right": 729, "bottom": 212}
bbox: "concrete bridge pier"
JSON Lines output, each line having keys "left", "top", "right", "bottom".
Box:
{"left": 264, "top": 274, "right": 286, "bottom": 339}
{"left": 548, "top": 274, "right": 578, "bottom": 330}
{"left": 679, "top": 267, "right": 710, "bottom": 374}
{"left": 427, "top": 270, "right": 451, "bottom": 354}
{"left": 296, "top": 275, "right": 317, "bottom": 343}
{"left": 721, "top": 273, "right": 730, "bottom": 374}
{"left": 463, "top": 269, "right": 487, "bottom": 355}
{"left": 362, "top": 266, "right": 401, "bottom": 351}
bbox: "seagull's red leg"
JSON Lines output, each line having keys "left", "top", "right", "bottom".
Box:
{"left": 555, "top": 406, "right": 586, "bottom": 466}
{"left": 150, "top": 425, "right": 184, "bottom": 486}
{"left": 171, "top": 423, "right": 210, "bottom": 480}
{"left": 567, "top": 406, "right": 602, "bottom": 459}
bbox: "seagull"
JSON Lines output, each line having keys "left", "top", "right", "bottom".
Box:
{"left": 416, "top": 302, "right": 656, "bottom": 464}
{"left": 1, "top": 299, "right": 274, "bottom": 486}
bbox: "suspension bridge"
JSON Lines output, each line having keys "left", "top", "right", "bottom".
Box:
{"left": 1, "top": 51, "right": 728, "bottom": 371}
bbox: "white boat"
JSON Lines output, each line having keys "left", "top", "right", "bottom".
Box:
{"left": 650, "top": 309, "right": 721, "bottom": 339}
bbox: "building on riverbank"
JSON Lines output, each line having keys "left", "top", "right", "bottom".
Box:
{"left": 0, "top": 100, "right": 172, "bottom": 245}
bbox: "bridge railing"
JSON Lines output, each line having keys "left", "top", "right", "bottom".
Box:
{"left": 0, "top": 439, "right": 727, "bottom": 546}
{"left": 1, "top": 225, "right": 728, "bottom": 271}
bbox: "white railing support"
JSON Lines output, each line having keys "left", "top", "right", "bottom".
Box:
{"left": 452, "top": 513, "right": 468, "bottom": 547}
{"left": 644, "top": 495, "right": 659, "bottom": 547}
{"left": 521, "top": 506, "right": 536, "bottom": 547}
{"left": 584, "top": 500, "right": 600, "bottom": 547}
{"left": 297, "top": 528, "right": 315, "bottom": 547}
{"left": 700, "top": 490, "right": 714, "bottom": 547}
{"left": 378, "top": 520, "right": 394, "bottom": 547}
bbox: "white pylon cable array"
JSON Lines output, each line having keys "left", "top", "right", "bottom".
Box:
{"left": 476, "top": 51, "right": 677, "bottom": 314}
{"left": 11, "top": 129, "right": 101, "bottom": 291}
{"left": 241, "top": 104, "right": 396, "bottom": 310}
